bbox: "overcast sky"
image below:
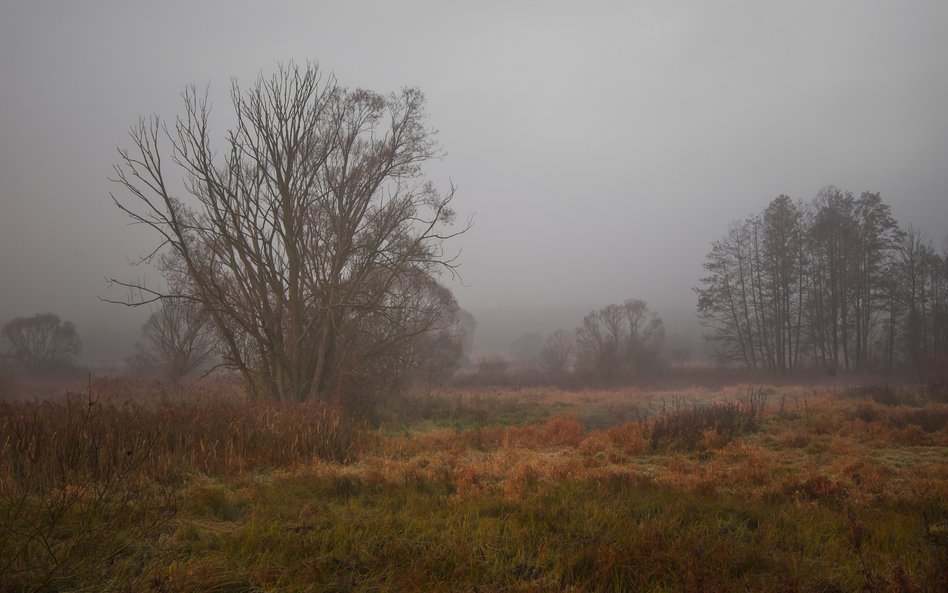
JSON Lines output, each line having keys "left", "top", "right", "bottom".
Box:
{"left": 1, "top": 1, "right": 947, "bottom": 361}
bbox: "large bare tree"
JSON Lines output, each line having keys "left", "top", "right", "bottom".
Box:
{"left": 110, "top": 63, "right": 465, "bottom": 403}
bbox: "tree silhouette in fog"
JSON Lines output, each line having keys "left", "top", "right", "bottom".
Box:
{"left": 1, "top": 313, "right": 81, "bottom": 373}
{"left": 110, "top": 62, "right": 467, "bottom": 404}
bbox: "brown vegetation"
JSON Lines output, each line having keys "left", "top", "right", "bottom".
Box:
{"left": 1, "top": 379, "right": 946, "bottom": 591}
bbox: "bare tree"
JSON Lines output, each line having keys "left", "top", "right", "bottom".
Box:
{"left": 851, "top": 192, "right": 900, "bottom": 369}
{"left": 577, "top": 299, "right": 664, "bottom": 381}
{"left": 898, "top": 225, "right": 936, "bottom": 372}
{"left": 808, "top": 186, "right": 862, "bottom": 371}
{"left": 696, "top": 219, "right": 760, "bottom": 370}
{"left": 697, "top": 188, "right": 943, "bottom": 375}
{"left": 760, "top": 195, "right": 806, "bottom": 375}
{"left": 109, "top": 62, "right": 466, "bottom": 404}
{"left": 394, "top": 280, "right": 469, "bottom": 391}
{"left": 1, "top": 313, "right": 81, "bottom": 373}
{"left": 129, "top": 298, "right": 218, "bottom": 384}
{"left": 539, "top": 329, "right": 574, "bottom": 375}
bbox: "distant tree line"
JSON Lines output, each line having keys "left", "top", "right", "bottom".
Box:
{"left": 696, "top": 187, "right": 948, "bottom": 376}
{"left": 471, "top": 299, "right": 668, "bottom": 385}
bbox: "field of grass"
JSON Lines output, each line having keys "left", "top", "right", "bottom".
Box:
{"left": 1, "top": 379, "right": 946, "bottom": 592}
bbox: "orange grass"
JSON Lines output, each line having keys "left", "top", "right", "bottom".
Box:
{"left": 2, "top": 379, "right": 947, "bottom": 591}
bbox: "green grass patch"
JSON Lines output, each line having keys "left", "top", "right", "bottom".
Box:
{"left": 154, "top": 473, "right": 946, "bottom": 592}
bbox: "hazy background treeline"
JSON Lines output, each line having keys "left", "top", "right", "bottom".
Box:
{"left": 696, "top": 187, "right": 947, "bottom": 377}
{"left": 4, "top": 180, "right": 945, "bottom": 400}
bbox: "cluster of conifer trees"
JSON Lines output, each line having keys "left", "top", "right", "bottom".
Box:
{"left": 696, "top": 187, "right": 947, "bottom": 376}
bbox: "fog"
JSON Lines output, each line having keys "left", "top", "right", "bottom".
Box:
{"left": 1, "top": 0, "right": 947, "bottom": 364}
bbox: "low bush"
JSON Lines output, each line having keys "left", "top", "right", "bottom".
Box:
{"left": 0, "top": 387, "right": 366, "bottom": 589}
{"left": 648, "top": 390, "right": 768, "bottom": 451}
{"left": 0, "top": 390, "right": 174, "bottom": 590}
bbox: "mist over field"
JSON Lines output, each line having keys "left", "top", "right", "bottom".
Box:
{"left": 3, "top": 4, "right": 948, "bottom": 591}
{"left": 2, "top": 1, "right": 947, "bottom": 367}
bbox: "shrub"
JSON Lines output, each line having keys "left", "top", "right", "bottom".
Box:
{"left": 0, "top": 391, "right": 174, "bottom": 590}
{"left": 648, "top": 391, "right": 768, "bottom": 451}
{"left": 502, "top": 416, "right": 585, "bottom": 449}
{"left": 0, "top": 385, "right": 367, "bottom": 589}
{"left": 888, "top": 406, "right": 948, "bottom": 433}
{"left": 606, "top": 422, "right": 649, "bottom": 455}
{"left": 846, "top": 384, "right": 911, "bottom": 406}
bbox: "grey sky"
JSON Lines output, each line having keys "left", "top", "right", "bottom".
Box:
{"left": 1, "top": 1, "right": 947, "bottom": 361}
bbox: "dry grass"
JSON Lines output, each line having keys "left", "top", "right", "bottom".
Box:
{"left": 0, "top": 379, "right": 365, "bottom": 591}
{"left": 1, "top": 379, "right": 946, "bottom": 591}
